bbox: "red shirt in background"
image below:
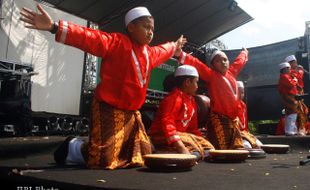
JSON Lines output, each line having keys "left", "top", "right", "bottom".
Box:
{"left": 278, "top": 73, "right": 298, "bottom": 95}
{"left": 291, "top": 69, "right": 304, "bottom": 89}
{"left": 237, "top": 100, "right": 249, "bottom": 132}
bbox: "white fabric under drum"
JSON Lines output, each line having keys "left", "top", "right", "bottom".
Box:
{"left": 66, "top": 138, "right": 85, "bottom": 165}
{"left": 256, "top": 139, "right": 263, "bottom": 147}
{"left": 285, "top": 113, "right": 298, "bottom": 135}
{"left": 243, "top": 139, "right": 252, "bottom": 149}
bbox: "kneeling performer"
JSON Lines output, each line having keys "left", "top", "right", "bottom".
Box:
{"left": 149, "top": 65, "right": 214, "bottom": 159}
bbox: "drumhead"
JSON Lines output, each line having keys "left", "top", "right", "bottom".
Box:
{"left": 260, "top": 144, "right": 290, "bottom": 154}
{"left": 143, "top": 154, "right": 197, "bottom": 171}
{"left": 209, "top": 150, "right": 250, "bottom": 154}
{"left": 247, "top": 149, "right": 266, "bottom": 159}
{"left": 260, "top": 144, "right": 290, "bottom": 148}
{"left": 208, "top": 150, "right": 249, "bottom": 163}
{"left": 143, "top": 154, "right": 197, "bottom": 159}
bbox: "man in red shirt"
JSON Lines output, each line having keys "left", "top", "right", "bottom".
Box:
{"left": 236, "top": 81, "right": 263, "bottom": 148}
{"left": 278, "top": 62, "right": 299, "bottom": 135}
{"left": 285, "top": 55, "right": 305, "bottom": 93}
{"left": 20, "top": 4, "right": 185, "bottom": 169}
{"left": 285, "top": 55, "right": 308, "bottom": 135}
{"left": 149, "top": 65, "right": 214, "bottom": 159}
{"left": 175, "top": 48, "right": 248, "bottom": 150}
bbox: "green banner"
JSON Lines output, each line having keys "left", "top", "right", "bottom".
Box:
{"left": 96, "top": 58, "right": 178, "bottom": 92}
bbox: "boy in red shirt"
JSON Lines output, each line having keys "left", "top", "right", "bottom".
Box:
{"left": 285, "top": 55, "right": 308, "bottom": 135}
{"left": 278, "top": 62, "right": 299, "bottom": 136}
{"left": 175, "top": 48, "right": 248, "bottom": 150}
{"left": 149, "top": 65, "right": 214, "bottom": 159}
{"left": 236, "top": 81, "right": 263, "bottom": 148}
{"left": 285, "top": 55, "right": 305, "bottom": 93}
{"left": 20, "top": 4, "right": 185, "bottom": 169}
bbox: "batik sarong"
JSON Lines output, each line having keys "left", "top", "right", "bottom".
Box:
{"left": 151, "top": 132, "right": 214, "bottom": 159}
{"left": 207, "top": 111, "right": 244, "bottom": 150}
{"left": 87, "top": 98, "right": 152, "bottom": 169}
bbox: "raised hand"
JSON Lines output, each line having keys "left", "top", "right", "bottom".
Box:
{"left": 20, "top": 4, "right": 53, "bottom": 31}
{"left": 174, "top": 35, "right": 187, "bottom": 57}
{"left": 242, "top": 47, "right": 248, "bottom": 54}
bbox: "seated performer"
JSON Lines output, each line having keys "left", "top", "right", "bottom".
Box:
{"left": 175, "top": 47, "right": 248, "bottom": 150}
{"left": 20, "top": 4, "right": 185, "bottom": 169}
{"left": 236, "top": 81, "right": 263, "bottom": 149}
{"left": 278, "top": 62, "right": 300, "bottom": 136}
{"left": 148, "top": 65, "right": 214, "bottom": 159}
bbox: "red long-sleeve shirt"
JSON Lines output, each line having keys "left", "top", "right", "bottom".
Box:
{"left": 278, "top": 73, "right": 298, "bottom": 95}
{"left": 149, "top": 88, "right": 202, "bottom": 145}
{"left": 178, "top": 51, "right": 248, "bottom": 119}
{"left": 55, "top": 20, "right": 176, "bottom": 110}
{"left": 237, "top": 100, "right": 248, "bottom": 132}
{"left": 291, "top": 69, "right": 304, "bottom": 88}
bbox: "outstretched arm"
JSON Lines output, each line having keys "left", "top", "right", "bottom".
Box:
{"left": 229, "top": 47, "right": 249, "bottom": 77}
{"left": 20, "top": 4, "right": 54, "bottom": 32}
{"left": 151, "top": 35, "right": 187, "bottom": 68}
{"left": 20, "top": 3, "right": 118, "bottom": 58}
{"left": 174, "top": 35, "right": 187, "bottom": 57}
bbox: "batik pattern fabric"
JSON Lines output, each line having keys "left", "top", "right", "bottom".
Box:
{"left": 296, "top": 100, "right": 309, "bottom": 134}
{"left": 151, "top": 132, "right": 214, "bottom": 159}
{"left": 240, "top": 131, "right": 259, "bottom": 148}
{"left": 87, "top": 98, "right": 152, "bottom": 170}
{"left": 207, "top": 111, "right": 244, "bottom": 150}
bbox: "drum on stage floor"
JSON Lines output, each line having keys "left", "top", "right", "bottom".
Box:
{"left": 208, "top": 150, "right": 249, "bottom": 163}
{"left": 143, "top": 154, "right": 197, "bottom": 171}
{"left": 247, "top": 149, "right": 266, "bottom": 159}
{"left": 260, "top": 144, "right": 290, "bottom": 154}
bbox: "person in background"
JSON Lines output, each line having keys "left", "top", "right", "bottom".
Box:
{"left": 149, "top": 65, "right": 214, "bottom": 159}
{"left": 278, "top": 62, "right": 300, "bottom": 136}
{"left": 275, "top": 109, "right": 286, "bottom": 135}
{"left": 20, "top": 4, "right": 185, "bottom": 169}
{"left": 236, "top": 81, "right": 263, "bottom": 149}
{"left": 175, "top": 47, "right": 248, "bottom": 150}
{"left": 285, "top": 55, "right": 305, "bottom": 93}
{"left": 285, "top": 55, "right": 308, "bottom": 135}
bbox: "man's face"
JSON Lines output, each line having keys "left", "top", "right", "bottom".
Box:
{"left": 128, "top": 16, "right": 154, "bottom": 45}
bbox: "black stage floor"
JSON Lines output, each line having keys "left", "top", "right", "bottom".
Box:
{"left": 1, "top": 136, "right": 310, "bottom": 190}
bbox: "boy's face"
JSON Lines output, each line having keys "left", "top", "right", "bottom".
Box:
{"left": 184, "top": 77, "right": 199, "bottom": 96}
{"left": 238, "top": 87, "right": 245, "bottom": 100}
{"left": 282, "top": 67, "right": 291, "bottom": 74}
{"left": 211, "top": 53, "right": 230, "bottom": 74}
{"left": 289, "top": 60, "right": 298, "bottom": 69}
{"left": 127, "top": 16, "right": 154, "bottom": 45}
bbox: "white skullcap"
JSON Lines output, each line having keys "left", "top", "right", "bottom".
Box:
{"left": 210, "top": 50, "right": 225, "bottom": 62}
{"left": 175, "top": 65, "right": 199, "bottom": 77}
{"left": 279, "top": 62, "right": 291, "bottom": 70}
{"left": 237, "top": 81, "right": 244, "bottom": 88}
{"left": 125, "top": 7, "right": 152, "bottom": 26}
{"left": 285, "top": 55, "right": 297, "bottom": 63}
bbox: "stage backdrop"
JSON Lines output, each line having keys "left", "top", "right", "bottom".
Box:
{"left": 0, "top": 0, "right": 86, "bottom": 115}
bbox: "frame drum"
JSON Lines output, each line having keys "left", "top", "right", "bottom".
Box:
{"left": 247, "top": 149, "right": 266, "bottom": 159}
{"left": 208, "top": 150, "right": 249, "bottom": 163}
{"left": 260, "top": 144, "right": 290, "bottom": 154}
{"left": 143, "top": 154, "right": 197, "bottom": 171}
